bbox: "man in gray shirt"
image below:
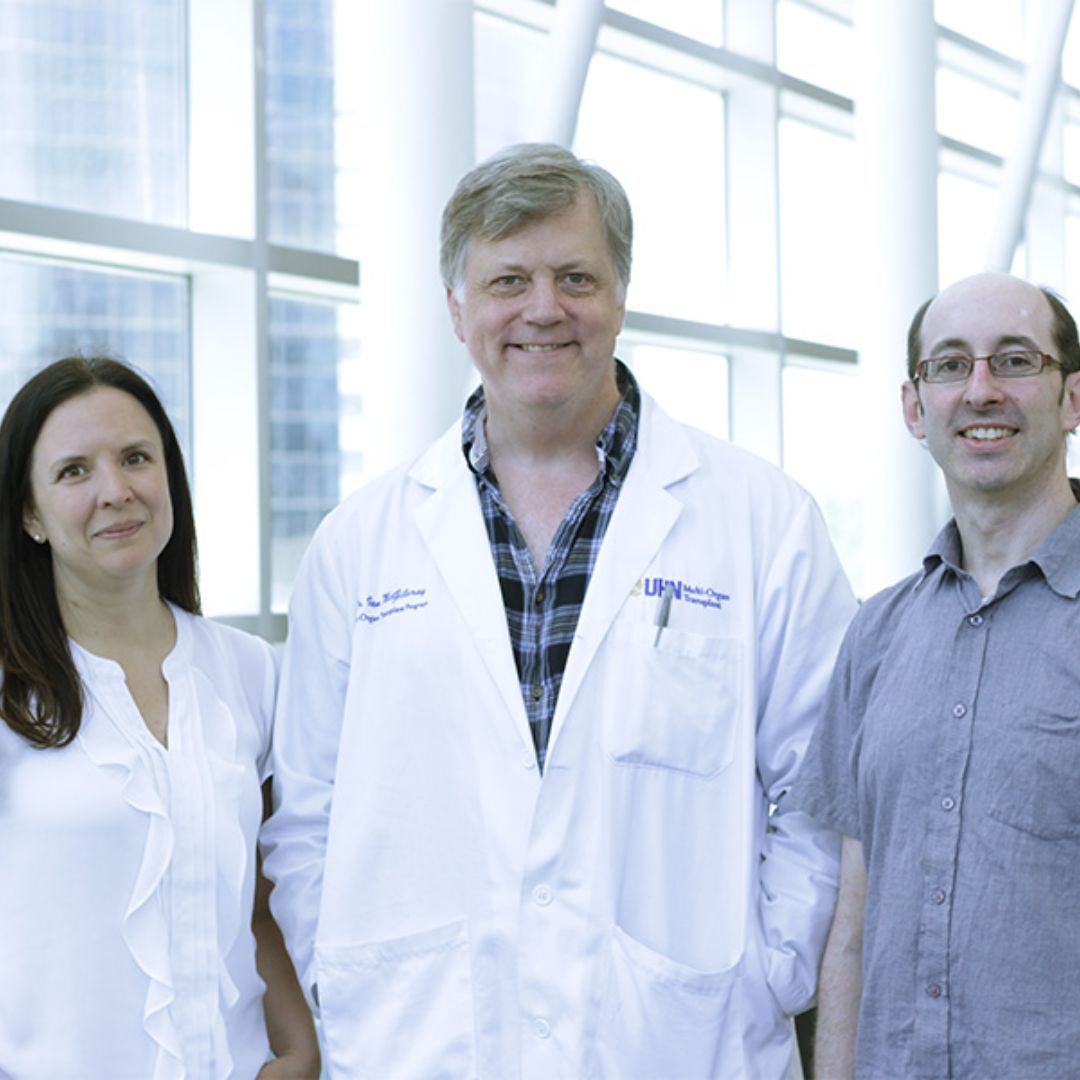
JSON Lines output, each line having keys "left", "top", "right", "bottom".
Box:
{"left": 796, "top": 271, "right": 1080, "bottom": 1078}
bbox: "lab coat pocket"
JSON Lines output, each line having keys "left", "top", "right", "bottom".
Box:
{"left": 602, "top": 620, "right": 741, "bottom": 778}
{"left": 589, "top": 924, "right": 745, "bottom": 1080}
{"left": 316, "top": 918, "right": 475, "bottom": 1079}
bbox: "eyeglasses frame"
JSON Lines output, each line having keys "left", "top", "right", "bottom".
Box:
{"left": 914, "top": 349, "right": 1063, "bottom": 384}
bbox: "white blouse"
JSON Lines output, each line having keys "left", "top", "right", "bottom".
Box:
{"left": 0, "top": 607, "right": 277, "bottom": 1079}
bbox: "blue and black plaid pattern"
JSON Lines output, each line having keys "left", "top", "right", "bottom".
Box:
{"left": 462, "top": 362, "right": 640, "bottom": 771}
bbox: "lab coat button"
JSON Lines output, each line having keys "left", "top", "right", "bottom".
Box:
{"left": 532, "top": 884, "right": 553, "bottom": 906}
{"left": 533, "top": 1017, "right": 551, "bottom": 1039}
{"left": 520, "top": 749, "right": 536, "bottom": 769}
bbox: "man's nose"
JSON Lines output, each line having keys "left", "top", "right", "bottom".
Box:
{"left": 963, "top": 358, "right": 1006, "bottom": 405}
{"left": 522, "top": 279, "right": 564, "bottom": 323}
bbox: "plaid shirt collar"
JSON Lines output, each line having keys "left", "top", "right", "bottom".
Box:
{"left": 461, "top": 359, "right": 640, "bottom": 486}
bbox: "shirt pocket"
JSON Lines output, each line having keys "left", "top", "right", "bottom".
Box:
{"left": 601, "top": 620, "right": 741, "bottom": 779}
{"left": 586, "top": 924, "right": 747, "bottom": 1080}
{"left": 985, "top": 708, "right": 1080, "bottom": 840}
{"left": 315, "top": 918, "right": 475, "bottom": 1079}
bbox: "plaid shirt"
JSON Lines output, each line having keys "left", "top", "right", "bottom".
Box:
{"left": 462, "top": 361, "right": 640, "bottom": 771}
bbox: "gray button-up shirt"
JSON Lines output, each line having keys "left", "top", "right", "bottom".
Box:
{"left": 795, "top": 494, "right": 1080, "bottom": 1079}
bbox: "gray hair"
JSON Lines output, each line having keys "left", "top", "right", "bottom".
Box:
{"left": 440, "top": 143, "right": 633, "bottom": 299}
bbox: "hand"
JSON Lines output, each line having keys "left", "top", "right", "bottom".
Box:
{"left": 256, "top": 1052, "right": 321, "bottom": 1080}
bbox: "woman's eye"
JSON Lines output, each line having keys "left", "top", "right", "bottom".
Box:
{"left": 57, "top": 463, "right": 86, "bottom": 480}
{"left": 125, "top": 450, "right": 150, "bottom": 465}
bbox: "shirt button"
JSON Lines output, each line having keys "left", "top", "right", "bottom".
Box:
{"left": 967, "top": 614, "right": 983, "bottom": 627}
{"left": 535, "top": 586, "right": 546, "bottom": 606}
{"left": 532, "top": 884, "right": 553, "bottom": 906}
{"left": 927, "top": 983, "right": 943, "bottom": 999}
{"left": 941, "top": 796, "right": 956, "bottom": 811}
{"left": 952, "top": 703, "right": 967, "bottom": 718}
{"left": 930, "top": 888, "right": 946, "bottom": 905}
{"left": 531, "top": 685, "right": 542, "bottom": 702}
{"left": 533, "top": 1017, "right": 552, "bottom": 1039}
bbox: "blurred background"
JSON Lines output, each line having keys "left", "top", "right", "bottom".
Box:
{"left": 1, "top": 0, "right": 1078, "bottom": 637}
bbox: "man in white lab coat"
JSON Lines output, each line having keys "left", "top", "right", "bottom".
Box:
{"left": 262, "top": 143, "right": 855, "bottom": 1079}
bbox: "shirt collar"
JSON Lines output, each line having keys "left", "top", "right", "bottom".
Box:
{"left": 461, "top": 359, "right": 641, "bottom": 485}
{"left": 921, "top": 478, "right": 1080, "bottom": 598}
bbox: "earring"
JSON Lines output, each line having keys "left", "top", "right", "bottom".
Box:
{"left": 33, "top": 534, "right": 44, "bottom": 544}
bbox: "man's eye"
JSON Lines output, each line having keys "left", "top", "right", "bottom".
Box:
{"left": 996, "top": 351, "right": 1039, "bottom": 373}
{"left": 492, "top": 275, "right": 523, "bottom": 289}
{"left": 562, "top": 273, "right": 591, "bottom": 289}
{"left": 936, "top": 356, "right": 970, "bottom": 375}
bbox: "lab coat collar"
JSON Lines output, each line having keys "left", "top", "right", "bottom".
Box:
{"left": 407, "top": 394, "right": 701, "bottom": 766}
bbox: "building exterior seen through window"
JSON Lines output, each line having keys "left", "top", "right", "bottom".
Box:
{"left": 0, "top": 0, "right": 1079, "bottom": 622}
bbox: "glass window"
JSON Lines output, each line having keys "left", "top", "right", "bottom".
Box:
{"left": 937, "top": 172, "right": 1002, "bottom": 286}
{"left": 575, "top": 52, "right": 727, "bottom": 324}
{"left": 0, "top": 254, "right": 189, "bottom": 440}
{"left": 474, "top": 12, "right": 544, "bottom": 160}
{"left": 778, "top": 117, "right": 856, "bottom": 345}
{"left": 1063, "top": 7, "right": 1080, "bottom": 88}
{"left": 1065, "top": 121, "right": 1080, "bottom": 186}
{"left": 626, "top": 343, "right": 729, "bottom": 439}
{"left": 269, "top": 295, "right": 361, "bottom": 609}
{"left": 782, "top": 362, "right": 865, "bottom": 593}
{"left": 0, "top": 0, "right": 186, "bottom": 225}
{"left": 776, "top": 0, "right": 854, "bottom": 99}
{"left": 936, "top": 69, "right": 1018, "bottom": 159}
{"left": 1066, "top": 213, "right": 1080, "bottom": 316}
{"left": 935, "top": 0, "right": 1026, "bottom": 57}
{"left": 605, "top": 0, "right": 723, "bottom": 46}
{"left": 264, "top": 0, "right": 361, "bottom": 254}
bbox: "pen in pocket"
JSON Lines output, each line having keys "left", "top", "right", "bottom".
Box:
{"left": 654, "top": 583, "right": 674, "bottom": 646}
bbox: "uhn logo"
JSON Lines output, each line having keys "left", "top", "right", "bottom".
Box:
{"left": 643, "top": 577, "right": 682, "bottom": 599}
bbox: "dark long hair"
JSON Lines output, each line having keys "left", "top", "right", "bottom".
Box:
{"left": 0, "top": 357, "right": 200, "bottom": 747}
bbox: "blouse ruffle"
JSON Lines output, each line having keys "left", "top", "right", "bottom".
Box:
{"left": 72, "top": 608, "right": 262, "bottom": 1078}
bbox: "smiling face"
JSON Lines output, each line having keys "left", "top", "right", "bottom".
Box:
{"left": 23, "top": 387, "right": 174, "bottom": 602}
{"left": 446, "top": 193, "right": 625, "bottom": 432}
{"left": 902, "top": 273, "right": 1080, "bottom": 513}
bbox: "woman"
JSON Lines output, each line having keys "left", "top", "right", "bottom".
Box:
{"left": 0, "top": 358, "right": 319, "bottom": 1079}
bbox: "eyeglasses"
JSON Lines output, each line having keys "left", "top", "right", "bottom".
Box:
{"left": 915, "top": 349, "right": 1061, "bottom": 384}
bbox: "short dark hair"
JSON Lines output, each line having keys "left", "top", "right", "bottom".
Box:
{"left": 440, "top": 142, "right": 633, "bottom": 299}
{"left": 905, "top": 297, "right": 934, "bottom": 381}
{"left": 1041, "top": 287, "right": 1080, "bottom": 375}
{"left": 0, "top": 356, "right": 199, "bottom": 747}
{"left": 906, "top": 284, "right": 1080, "bottom": 380}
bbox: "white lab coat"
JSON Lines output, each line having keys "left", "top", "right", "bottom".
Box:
{"left": 262, "top": 393, "right": 855, "bottom": 1079}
